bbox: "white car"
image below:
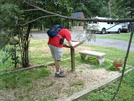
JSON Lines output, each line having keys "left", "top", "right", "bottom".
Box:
{"left": 88, "top": 17, "right": 122, "bottom": 34}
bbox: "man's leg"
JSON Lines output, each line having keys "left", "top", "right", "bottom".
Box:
{"left": 55, "top": 60, "right": 60, "bottom": 72}
{"left": 55, "top": 60, "right": 65, "bottom": 77}
{"left": 55, "top": 60, "right": 64, "bottom": 73}
{"left": 48, "top": 45, "right": 65, "bottom": 77}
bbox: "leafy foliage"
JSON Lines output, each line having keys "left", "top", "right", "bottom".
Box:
{"left": 68, "top": 0, "right": 110, "bottom": 18}
{"left": 113, "top": 0, "right": 134, "bottom": 18}
{"left": 0, "top": 0, "right": 74, "bottom": 68}
{"left": 0, "top": 3, "right": 24, "bottom": 31}
{"left": 1, "top": 0, "right": 134, "bottom": 70}
{"left": 0, "top": 34, "right": 10, "bottom": 49}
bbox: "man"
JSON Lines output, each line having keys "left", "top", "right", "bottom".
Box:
{"left": 48, "top": 24, "right": 72, "bottom": 77}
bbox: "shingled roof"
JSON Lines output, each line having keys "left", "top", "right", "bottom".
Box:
{"left": 71, "top": 12, "right": 85, "bottom": 18}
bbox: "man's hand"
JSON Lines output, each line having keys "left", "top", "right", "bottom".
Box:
{"left": 63, "top": 43, "right": 73, "bottom": 48}
{"left": 62, "top": 43, "right": 68, "bottom": 47}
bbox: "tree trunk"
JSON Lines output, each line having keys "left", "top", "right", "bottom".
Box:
{"left": 21, "top": 24, "right": 31, "bottom": 67}
{"left": 42, "top": 23, "right": 44, "bottom": 32}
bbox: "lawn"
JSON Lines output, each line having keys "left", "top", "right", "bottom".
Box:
{"left": 78, "top": 32, "right": 134, "bottom": 101}
{"left": 98, "top": 32, "right": 134, "bottom": 42}
{"left": 78, "top": 70, "right": 134, "bottom": 101}
{"left": 0, "top": 33, "right": 134, "bottom": 101}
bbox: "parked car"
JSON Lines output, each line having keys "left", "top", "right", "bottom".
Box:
{"left": 88, "top": 17, "right": 122, "bottom": 34}
{"left": 119, "top": 22, "right": 131, "bottom": 33}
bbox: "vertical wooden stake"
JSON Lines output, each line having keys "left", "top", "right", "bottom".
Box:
{"left": 71, "top": 48, "right": 75, "bottom": 71}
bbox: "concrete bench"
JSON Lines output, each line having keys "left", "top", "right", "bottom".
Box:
{"left": 79, "top": 50, "right": 107, "bottom": 64}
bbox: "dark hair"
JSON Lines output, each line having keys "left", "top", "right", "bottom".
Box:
{"left": 50, "top": 24, "right": 60, "bottom": 32}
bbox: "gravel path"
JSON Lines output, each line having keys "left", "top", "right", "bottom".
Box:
{"left": 31, "top": 31, "right": 134, "bottom": 51}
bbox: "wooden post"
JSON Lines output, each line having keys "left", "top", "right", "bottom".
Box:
{"left": 71, "top": 48, "right": 75, "bottom": 71}
{"left": 63, "top": 41, "right": 83, "bottom": 71}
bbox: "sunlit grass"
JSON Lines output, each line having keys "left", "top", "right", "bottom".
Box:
{"left": 98, "top": 33, "right": 134, "bottom": 42}
{"left": 78, "top": 70, "right": 134, "bottom": 101}
{"left": 0, "top": 36, "right": 134, "bottom": 101}
{"left": 86, "top": 44, "right": 134, "bottom": 66}
{"left": 0, "top": 68, "right": 51, "bottom": 89}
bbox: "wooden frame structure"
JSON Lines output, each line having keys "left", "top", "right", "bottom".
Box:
{"left": 64, "top": 41, "right": 83, "bottom": 71}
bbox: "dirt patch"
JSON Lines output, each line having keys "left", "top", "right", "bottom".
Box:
{"left": 0, "top": 64, "right": 120, "bottom": 101}
{"left": 63, "top": 46, "right": 92, "bottom": 54}
{"left": 0, "top": 45, "right": 120, "bottom": 101}
{"left": 39, "top": 66, "right": 119, "bottom": 101}
{"left": 29, "top": 45, "right": 92, "bottom": 57}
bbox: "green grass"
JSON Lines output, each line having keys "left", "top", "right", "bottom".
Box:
{"left": 98, "top": 33, "right": 134, "bottom": 42}
{"left": 42, "top": 82, "right": 55, "bottom": 88}
{"left": 78, "top": 70, "right": 134, "bottom": 101}
{"left": 1, "top": 35, "right": 134, "bottom": 72}
{"left": 70, "top": 80, "right": 84, "bottom": 87}
{"left": 85, "top": 44, "right": 134, "bottom": 66}
{"left": 0, "top": 67, "right": 51, "bottom": 89}
{"left": 0, "top": 34, "right": 134, "bottom": 101}
{"left": 75, "top": 33, "right": 134, "bottom": 101}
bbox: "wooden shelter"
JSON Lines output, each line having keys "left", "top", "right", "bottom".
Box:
{"left": 71, "top": 12, "right": 85, "bottom": 26}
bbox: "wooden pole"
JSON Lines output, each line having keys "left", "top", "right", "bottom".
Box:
{"left": 71, "top": 48, "right": 75, "bottom": 71}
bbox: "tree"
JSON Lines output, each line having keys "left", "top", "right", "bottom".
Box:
{"left": 0, "top": 2, "right": 134, "bottom": 100}
{"left": 113, "top": 0, "right": 134, "bottom": 18}
{"left": 0, "top": 0, "right": 73, "bottom": 67}
{"left": 68, "top": 0, "right": 110, "bottom": 18}
{"left": 1, "top": 0, "right": 134, "bottom": 68}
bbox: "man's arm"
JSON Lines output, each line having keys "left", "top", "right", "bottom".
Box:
{"left": 63, "top": 41, "right": 73, "bottom": 48}
{"left": 68, "top": 41, "right": 72, "bottom": 46}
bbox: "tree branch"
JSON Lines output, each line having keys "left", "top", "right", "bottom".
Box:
{"left": 21, "top": 9, "right": 39, "bottom": 12}
{"left": 24, "top": 1, "right": 134, "bottom": 22}
{"left": 21, "top": 15, "right": 57, "bottom": 26}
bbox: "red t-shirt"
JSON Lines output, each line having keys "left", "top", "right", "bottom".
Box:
{"left": 48, "top": 28, "right": 72, "bottom": 48}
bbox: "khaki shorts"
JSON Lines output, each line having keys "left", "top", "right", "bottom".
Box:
{"left": 48, "top": 44, "right": 62, "bottom": 60}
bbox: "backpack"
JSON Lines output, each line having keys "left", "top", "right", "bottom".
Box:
{"left": 47, "top": 25, "right": 64, "bottom": 38}
{"left": 47, "top": 25, "right": 65, "bottom": 44}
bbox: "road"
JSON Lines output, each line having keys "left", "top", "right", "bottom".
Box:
{"left": 30, "top": 31, "right": 134, "bottom": 51}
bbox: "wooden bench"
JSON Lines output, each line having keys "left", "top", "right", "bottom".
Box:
{"left": 79, "top": 50, "right": 107, "bottom": 64}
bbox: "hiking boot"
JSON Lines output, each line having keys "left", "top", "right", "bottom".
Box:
{"left": 55, "top": 73, "right": 66, "bottom": 77}
{"left": 60, "top": 69, "right": 64, "bottom": 73}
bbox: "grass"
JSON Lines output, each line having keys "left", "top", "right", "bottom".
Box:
{"left": 85, "top": 44, "right": 134, "bottom": 66}
{"left": 77, "top": 33, "right": 134, "bottom": 101}
{"left": 42, "top": 82, "right": 55, "bottom": 88}
{"left": 78, "top": 70, "right": 134, "bottom": 101}
{"left": 0, "top": 33, "right": 134, "bottom": 100}
{"left": 1, "top": 33, "right": 134, "bottom": 72}
{"left": 98, "top": 32, "right": 134, "bottom": 42}
{"left": 0, "top": 67, "right": 51, "bottom": 89}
